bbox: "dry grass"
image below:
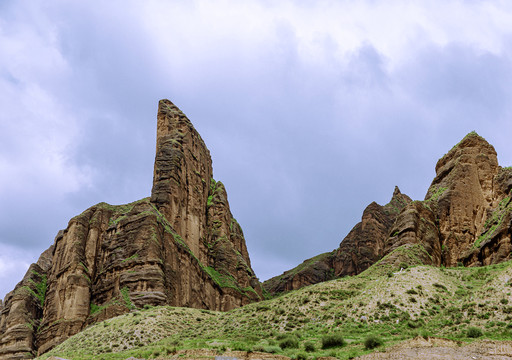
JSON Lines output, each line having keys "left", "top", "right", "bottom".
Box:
{"left": 38, "top": 257, "right": 512, "bottom": 360}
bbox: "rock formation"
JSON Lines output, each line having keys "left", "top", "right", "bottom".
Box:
{"left": 386, "top": 132, "right": 511, "bottom": 268}
{"left": 0, "top": 100, "right": 262, "bottom": 359}
{"left": 332, "top": 187, "right": 412, "bottom": 276}
{"left": 0, "top": 247, "right": 53, "bottom": 359}
{"left": 426, "top": 133, "right": 512, "bottom": 267}
{"left": 264, "top": 132, "right": 512, "bottom": 295}
{"left": 263, "top": 187, "right": 412, "bottom": 294}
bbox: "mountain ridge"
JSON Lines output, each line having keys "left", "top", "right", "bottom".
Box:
{"left": 2, "top": 102, "right": 512, "bottom": 359}
{"left": 264, "top": 131, "right": 512, "bottom": 295}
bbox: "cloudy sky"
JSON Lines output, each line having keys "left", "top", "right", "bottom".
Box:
{"left": 2, "top": 0, "right": 512, "bottom": 301}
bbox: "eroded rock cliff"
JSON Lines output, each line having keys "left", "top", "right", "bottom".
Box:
{"left": 263, "top": 187, "right": 412, "bottom": 294}
{"left": 264, "top": 132, "right": 512, "bottom": 295}
{"left": 0, "top": 100, "right": 262, "bottom": 359}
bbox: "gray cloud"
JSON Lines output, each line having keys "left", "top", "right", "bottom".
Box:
{"left": 2, "top": 1, "right": 512, "bottom": 299}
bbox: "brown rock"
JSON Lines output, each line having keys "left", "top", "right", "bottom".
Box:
{"left": 263, "top": 187, "right": 411, "bottom": 294}
{"left": 332, "top": 187, "right": 412, "bottom": 277}
{"left": 0, "top": 245, "right": 53, "bottom": 359}
{"left": 262, "top": 252, "right": 336, "bottom": 295}
{"left": 424, "top": 132, "right": 500, "bottom": 266}
{"left": 265, "top": 132, "right": 512, "bottom": 297}
{"left": 384, "top": 201, "right": 441, "bottom": 266}
{"left": 150, "top": 99, "right": 213, "bottom": 264}
{"left": 0, "top": 99, "right": 261, "bottom": 358}
{"left": 462, "top": 166, "right": 512, "bottom": 266}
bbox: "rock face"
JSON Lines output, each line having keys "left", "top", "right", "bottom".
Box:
{"left": 332, "top": 187, "right": 412, "bottom": 276}
{"left": 0, "top": 100, "right": 262, "bottom": 359}
{"left": 263, "top": 188, "right": 412, "bottom": 294}
{"left": 264, "top": 132, "right": 512, "bottom": 295}
{"left": 0, "top": 247, "right": 53, "bottom": 360}
{"left": 424, "top": 133, "right": 500, "bottom": 266}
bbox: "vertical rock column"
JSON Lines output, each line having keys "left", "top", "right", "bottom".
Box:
{"left": 150, "top": 99, "right": 213, "bottom": 264}
{"left": 424, "top": 133, "right": 499, "bottom": 266}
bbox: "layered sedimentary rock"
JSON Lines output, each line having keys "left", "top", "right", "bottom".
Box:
{"left": 384, "top": 201, "right": 442, "bottom": 267}
{"left": 262, "top": 252, "right": 336, "bottom": 295}
{"left": 332, "top": 187, "right": 412, "bottom": 276}
{"left": 264, "top": 132, "right": 512, "bottom": 295}
{"left": 263, "top": 187, "right": 411, "bottom": 294}
{"left": 0, "top": 100, "right": 262, "bottom": 359}
{"left": 387, "top": 132, "right": 512, "bottom": 268}
{"left": 0, "top": 247, "right": 52, "bottom": 360}
{"left": 424, "top": 133, "right": 500, "bottom": 266}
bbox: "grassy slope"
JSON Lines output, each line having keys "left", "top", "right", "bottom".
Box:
{"left": 38, "top": 251, "right": 512, "bottom": 360}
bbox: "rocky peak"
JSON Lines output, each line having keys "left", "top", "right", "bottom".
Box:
{"left": 263, "top": 187, "right": 412, "bottom": 294}
{"left": 151, "top": 99, "right": 213, "bottom": 263}
{"left": 425, "top": 132, "right": 499, "bottom": 266}
{"left": 434, "top": 131, "right": 496, "bottom": 175}
{"left": 264, "top": 132, "right": 512, "bottom": 296}
{"left": 0, "top": 99, "right": 262, "bottom": 359}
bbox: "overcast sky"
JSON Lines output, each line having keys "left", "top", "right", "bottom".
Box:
{"left": 2, "top": 0, "right": 512, "bottom": 301}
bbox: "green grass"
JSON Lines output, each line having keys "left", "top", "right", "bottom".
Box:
{"left": 473, "top": 195, "right": 511, "bottom": 248}
{"left": 23, "top": 270, "right": 47, "bottom": 307}
{"left": 38, "top": 258, "right": 512, "bottom": 360}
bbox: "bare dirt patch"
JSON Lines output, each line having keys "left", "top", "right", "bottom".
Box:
{"left": 355, "top": 337, "right": 512, "bottom": 359}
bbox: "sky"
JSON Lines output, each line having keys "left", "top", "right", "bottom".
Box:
{"left": 2, "top": 0, "right": 512, "bottom": 301}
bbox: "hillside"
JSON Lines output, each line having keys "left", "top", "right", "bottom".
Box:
{"left": 38, "top": 251, "right": 512, "bottom": 360}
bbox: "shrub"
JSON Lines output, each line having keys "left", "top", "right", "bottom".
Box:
{"left": 276, "top": 307, "right": 286, "bottom": 315}
{"left": 304, "top": 341, "right": 316, "bottom": 352}
{"left": 467, "top": 327, "right": 483, "bottom": 338}
{"left": 244, "top": 335, "right": 260, "bottom": 343}
{"left": 263, "top": 345, "right": 281, "bottom": 353}
{"left": 165, "top": 346, "right": 177, "bottom": 355}
{"left": 433, "top": 283, "right": 447, "bottom": 291}
{"left": 276, "top": 333, "right": 290, "bottom": 340}
{"left": 407, "top": 319, "right": 424, "bottom": 329}
{"left": 252, "top": 344, "right": 265, "bottom": 352}
{"left": 295, "top": 352, "right": 308, "bottom": 360}
{"left": 321, "top": 334, "right": 346, "bottom": 349}
{"left": 279, "top": 337, "right": 299, "bottom": 349}
{"left": 232, "top": 342, "right": 251, "bottom": 351}
{"left": 364, "top": 335, "right": 383, "bottom": 349}
{"left": 501, "top": 298, "right": 509, "bottom": 305}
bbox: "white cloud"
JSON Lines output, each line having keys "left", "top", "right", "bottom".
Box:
{"left": 2, "top": 0, "right": 512, "bottom": 297}
{"left": 141, "top": 0, "right": 512, "bottom": 76}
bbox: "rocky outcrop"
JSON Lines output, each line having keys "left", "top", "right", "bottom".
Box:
{"left": 385, "top": 133, "right": 511, "bottom": 268}
{"left": 264, "top": 132, "right": 512, "bottom": 295}
{"left": 0, "top": 100, "right": 262, "bottom": 359}
{"left": 332, "top": 187, "right": 412, "bottom": 276}
{"left": 384, "top": 201, "right": 442, "bottom": 266}
{"left": 460, "top": 166, "right": 512, "bottom": 266}
{"left": 424, "top": 132, "right": 500, "bottom": 266}
{"left": 150, "top": 100, "right": 213, "bottom": 264}
{"left": 262, "top": 252, "right": 336, "bottom": 295}
{"left": 0, "top": 246, "right": 53, "bottom": 359}
{"left": 263, "top": 187, "right": 411, "bottom": 294}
